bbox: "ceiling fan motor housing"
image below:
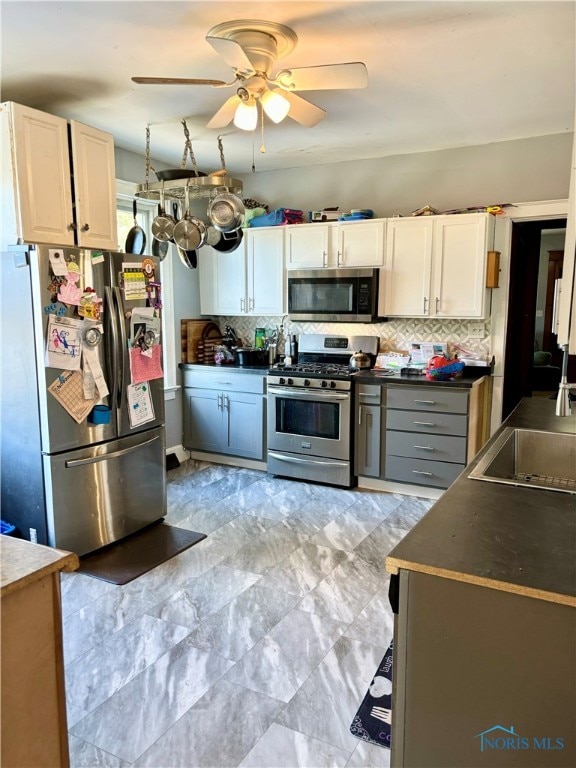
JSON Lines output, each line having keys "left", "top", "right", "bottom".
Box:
{"left": 207, "top": 20, "right": 299, "bottom": 76}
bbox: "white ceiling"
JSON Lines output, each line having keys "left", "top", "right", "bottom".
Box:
{"left": 1, "top": 1, "right": 574, "bottom": 176}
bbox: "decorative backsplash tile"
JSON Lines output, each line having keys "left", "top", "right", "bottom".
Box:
{"left": 217, "top": 315, "right": 492, "bottom": 360}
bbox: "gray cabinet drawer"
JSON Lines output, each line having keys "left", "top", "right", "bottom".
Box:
{"left": 182, "top": 368, "right": 265, "bottom": 394}
{"left": 386, "top": 386, "right": 468, "bottom": 414}
{"left": 385, "top": 455, "right": 464, "bottom": 489}
{"left": 357, "top": 384, "right": 383, "bottom": 405}
{"left": 386, "top": 409, "right": 467, "bottom": 437}
{"left": 386, "top": 430, "right": 467, "bottom": 464}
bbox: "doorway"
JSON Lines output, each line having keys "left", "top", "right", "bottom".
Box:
{"left": 502, "top": 218, "right": 572, "bottom": 419}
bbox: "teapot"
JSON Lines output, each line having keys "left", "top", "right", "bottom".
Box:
{"left": 349, "top": 350, "right": 372, "bottom": 370}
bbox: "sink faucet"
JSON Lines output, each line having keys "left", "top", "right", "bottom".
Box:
{"left": 555, "top": 344, "right": 576, "bottom": 416}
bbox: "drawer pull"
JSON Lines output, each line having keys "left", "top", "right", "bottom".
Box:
{"left": 414, "top": 445, "right": 434, "bottom": 451}
{"left": 412, "top": 469, "right": 433, "bottom": 476}
{"left": 413, "top": 421, "right": 435, "bottom": 426}
{"left": 414, "top": 399, "right": 436, "bottom": 404}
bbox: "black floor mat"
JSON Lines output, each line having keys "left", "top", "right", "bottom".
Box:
{"left": 350, "top": 642, "right": 393, "bottom": 750}
{"left": 77, "top": 522, "right": 206, "bottom": 585}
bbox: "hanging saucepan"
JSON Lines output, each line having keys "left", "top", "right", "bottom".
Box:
{"left": 212, "top": 228, "right": 243, "bottom": 253}
{"left": 151, "top": 205, "right": 170, "bottom": 261}
{"left": 125, "top": 199, "right": 146, "bottom": 255}
{"left": 207, "top": 191, "right": 245, "bottom": 233}
{"left": 151, "top": 183, "right": 177, "bottom": 242}
{"left": 173, "top": 183, "right": 206, "bottom": 251}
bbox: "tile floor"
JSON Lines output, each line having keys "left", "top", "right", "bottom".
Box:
{"left": 62, "top": 461, "right": 433, "bottom": 768}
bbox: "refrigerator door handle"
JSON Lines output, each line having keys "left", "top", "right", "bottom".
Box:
{"left": 114, "top": 287, "right": 128, "bottom": 409}
{"left": 65, "top": 435, "right": 161, "bottom": 467}
{"left": 105, "top": 286, "right": 120, "bottom": 410}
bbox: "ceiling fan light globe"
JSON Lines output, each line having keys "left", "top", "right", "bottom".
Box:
{"left": 261, "top": 89, "right": 290, "bottom": 123}
{"left": 234, "top": 101, "right": 258, "bottom": 131}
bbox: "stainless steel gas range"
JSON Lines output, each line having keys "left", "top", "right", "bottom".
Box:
{"left": 267, "top": 334, "right": 379, "bottom": 487}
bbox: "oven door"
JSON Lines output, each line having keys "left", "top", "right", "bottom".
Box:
{"left": 267, "top": 385, "right": 351, "bottom": 461}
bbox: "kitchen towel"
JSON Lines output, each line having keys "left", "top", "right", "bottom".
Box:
{"left": 349, "top": 641, "right": 393, "bottom": 750}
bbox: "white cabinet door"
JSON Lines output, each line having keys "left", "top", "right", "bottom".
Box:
{"left": 382, "top": 218, "right": 433, "bottom": 317}
{"left": 9, "top": 103, "right": 75, "bottom": 246}
{"left": 70, "top": 121, "right": 118, "bottom": 249}
{"left": 285, "top": 223, "right": 330, "bottom": 269}
{"left": 198, "top": 246, "right": 217, "bottom": 314}
{"left": 247, "top": 228, "right": 285, "bottom": 315}
{"left": 337, "top": 220, "right": 385, "bottom": 267}
{"left": 214, "top": 244, "right": 247, "bottom": 314}
{"left": 432, "top": 214, "right": 490, "bottom": 318}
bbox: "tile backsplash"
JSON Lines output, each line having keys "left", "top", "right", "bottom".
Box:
{"left": 217, "top": 315, "right": 492, "bottom": 360}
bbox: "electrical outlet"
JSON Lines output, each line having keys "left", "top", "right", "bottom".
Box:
{"left": 468, "top": 322, "right": 485, "bottom": 339}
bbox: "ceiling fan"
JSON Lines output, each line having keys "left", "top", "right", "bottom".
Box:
{"left": 132, "top": 20, "right": 368, "bottom": 131}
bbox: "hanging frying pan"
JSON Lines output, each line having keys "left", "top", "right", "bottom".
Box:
{"left": 177, "top": 246, "right": 198, "bottom": 269}
{"left": 173, "top": 183, "right": 206, "bottom": 251}
{"left": 151, "top": 206, "right": 170, "bottom": 261}
{"left": 151, "top": 184, "right": 177, "bottom": 242}
{"left": 125, "top": 199, "right": 146, "bottom": 255}
{"left": 212, "top": 227, "right": 243, "bottom": 253}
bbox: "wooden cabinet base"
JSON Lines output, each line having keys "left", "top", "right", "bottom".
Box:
{"left": 1, "top": 571, "right": 70, "bottom": 767}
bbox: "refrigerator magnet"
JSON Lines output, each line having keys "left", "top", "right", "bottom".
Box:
{"left": 48, "top": 249, "right": 69, "bottom": 277}
{"left": 141, "top": 257, "right": 155, "bottom": 280}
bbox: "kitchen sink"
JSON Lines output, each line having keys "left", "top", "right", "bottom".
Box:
{"left": 468, "top": 428, "right": 576, "bottom": 494}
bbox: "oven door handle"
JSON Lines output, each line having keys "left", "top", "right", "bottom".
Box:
{"left": 268, "top": 452, "right": 349, "bottom": 468}
{"left": 268, "top": 386, "right": 349, "bottom": 401}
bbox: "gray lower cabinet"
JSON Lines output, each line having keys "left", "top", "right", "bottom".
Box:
{"left": 392, "top": 570, "right": 576, "bottom": 767}
{"left": 385, "top": 385, "right": 469, "bottom": 489}
{"left": 182, "top": 369, "right": 266, "bottom": 461}
{"left": 355, "top": 385, "right": 384, "bottom": 477}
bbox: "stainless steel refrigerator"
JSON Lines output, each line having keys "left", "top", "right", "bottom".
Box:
{"left": 1, "top": 243, "right": 166, "bottom": 556}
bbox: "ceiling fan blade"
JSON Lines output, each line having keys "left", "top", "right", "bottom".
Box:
{"left": 207, "top": 95, "right": 241, "bottom": 130}
{"left": 281, "top": 91, "right": 326, "bottom": 128}
{"left": 206, "top": 36, "right": 255, "bottom": 74}
{"left": 275, "top": 62, "right": 368, "bottom": 91}
{"left": 132, "top": 77, "right": 227, "bottom": 86}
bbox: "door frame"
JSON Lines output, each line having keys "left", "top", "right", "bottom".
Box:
{"left": 490, "top": 199, "right": 568, "bottom": 433}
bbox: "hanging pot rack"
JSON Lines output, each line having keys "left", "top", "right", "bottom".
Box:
{"left": 136, "top": 123, "right": 243, "bottom": 201}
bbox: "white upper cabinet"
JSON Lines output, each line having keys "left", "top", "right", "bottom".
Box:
{"left": 285, "top": 223, "right": 330, "bottom": 269}
{"left": 69, "top": 121, "right": 117, "bottom": 249}
{"left": 381, "top": 213, "right": 494, "bottom": 319}
{"left": 1, "top": 102, "right": 118, "bottom": 250}
{"left": 336, "top": 220, "right": 385, "bottom": 268}
{"left": 199, "top": 228, "right": 285, "bottom": 316}
{"left": 285, "top": 220, "right": 385, "bottom": 269}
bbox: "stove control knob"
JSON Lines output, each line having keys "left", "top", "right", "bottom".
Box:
{"left": 287, "top": 378, "right": 294, "bottom": 386}
{"left": 321, "top": 380, "right": 328, "bottom": 388}
{"left": 330, "top": 381, "right": 337, "bottom": 389}
{"left": 279, "top": 378, "right": 286, "bottom": 386}
{"left": 304, "top": 379, "right": 311, "bottom": 387}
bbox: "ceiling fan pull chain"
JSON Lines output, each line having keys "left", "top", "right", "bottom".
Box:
{"left": 260, "top": 102, "right": 266, "bottom": 154}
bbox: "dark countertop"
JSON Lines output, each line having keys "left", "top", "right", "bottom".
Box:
{"left": 386, "top": 397, "right": 576, "bottom": 606}
{"left": 179, "top": 363, "right": 269, "bottom": 375}
{"left": 354, "top": 370, "right": 488, "bottom": 388}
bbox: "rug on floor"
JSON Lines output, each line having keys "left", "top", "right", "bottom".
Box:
{"left": 78, "top": 522, "right": 206, "bottom": 585}
{"left": 350, "top": 641, "right": 393, "bottom": 750}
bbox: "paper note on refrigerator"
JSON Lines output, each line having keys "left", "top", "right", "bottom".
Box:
{"left": 129, "top": 345, "right": 163, "bottom": 384}
{"left": 122, "top": 263, "right": 148, "bottom": 300}
{"left": 45, "top": 315, "right": 83, "bottom": 369}
{"left": 127, "top": 382, "right": 155, "bottom": 428}
{"left": 48, "top": 371, "right": 98, "bottom": 424}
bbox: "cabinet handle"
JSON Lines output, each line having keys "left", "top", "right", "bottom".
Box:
{"left": 423, "top": 296, "right": 428, "bottom": 314}
{"left": 240, "top": 297, "right": 245, "bottom": 312}
{"left": 337, "top": 250, "right": 343, "bottom": 266}
{"left": 81, "top": 223, "right": 90, "bottom": 232}
{"left": 322, "top": 250, "right": 327, "bottom": 267}
{"left": 67, "top": 222, "right": 77, "bottom": 231}
{"left": 217, "top": 393, "right": 223, "bottom": 410}
{"left": 358, "top": 405, "right": 363, "bottom": 425}
{"left": 224, "top": 394, "right": 230, "bottom": 410}
{"left": 413, "top": 421, "right": 435, "bottom": 426}
{"left": 249, "top": 297, "right": 254, "bottom": 312}
{"left": 412, "top": 470, "right": 433, "bottom": 476}
{"left": 414, "top": 445, "right": 435, "bottom": 451}
{"left": 414, "top": 399, "right": 436, "bottom": 404}
{"left": 435, "top": 296, "right": 439, "bottom": 313}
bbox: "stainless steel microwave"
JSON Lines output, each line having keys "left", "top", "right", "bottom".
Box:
{"left": 287, "top": 268, "right": 381, "bottom": 323}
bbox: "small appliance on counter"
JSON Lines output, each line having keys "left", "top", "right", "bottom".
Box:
{"left": 267, "top": 334, "right": 379, "bottom": 488}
